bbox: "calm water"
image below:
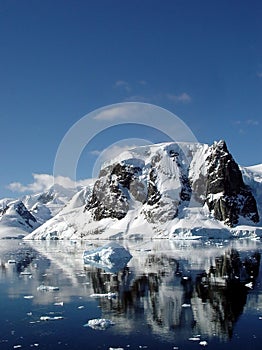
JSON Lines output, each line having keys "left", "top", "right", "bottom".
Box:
{"left": 0, "top": 238, "right": 262, "bottom": 350}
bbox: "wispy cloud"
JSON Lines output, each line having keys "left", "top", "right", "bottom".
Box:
{"left": 257, "top": 72, "right": 262, "bottom": 78}
{"left": 114, "top": 80, "right": 131, "bottom": 92}
{"left": 233, "top": 118, "right": 259, "bottom": 135}
{"left": 138, "top": 80, "right": 148, "bottom": 86}
{"left": 89, "top": 149, "right": 102, "bottom": 156}
{"left": 124, "top": 95, "right": 151, "bottom": 103}
{"left": 94, "top": 105, "right": 133, "bottom": 121}
{"left": 7, "top": 173, "right": 90, "bottom": 193}
{"left": 167, "top": 92, "right": 192, "bottom": 103}
{"left": 246, "top": 119, "right": 259, "bottom": 126}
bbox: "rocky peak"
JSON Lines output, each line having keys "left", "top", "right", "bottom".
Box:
{"left": 13, "top": 201, "right": 37, "bottom": 228}
{"left": 205, "top": 140, "right": 259, "bottom": 226}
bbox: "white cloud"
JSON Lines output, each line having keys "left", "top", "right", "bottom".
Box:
{"left": 7, "top": 173, "right": 91, "bottom": 194}
{"left": 246, "top": 119, "right": 259, "bottom": 126}
{"left": 114, "top": 80, "right": 131, "bottom": 92}
{"left": 257, "top": 72, "right": 262, "bottom": 78}
{"left": 124, "top": 95, "right": 150, "bottom": 103}
{"left": 138, "top": 80, "right": 147, "bottom": 86}
{"left": 167, "top": 92, "right": 192, "bottom": 103}
{"left": 90, "top": 149, "right": 102, "bottom": 156}
{"left": 93, "top": 104, "right": 143, "bottom": 121}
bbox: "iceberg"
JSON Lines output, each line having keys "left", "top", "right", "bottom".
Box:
{"left": 83, "top": 242, "right": 132, "bottom": 273}
{"left": 84, "top": 318, "right": 115, "bottom": 330}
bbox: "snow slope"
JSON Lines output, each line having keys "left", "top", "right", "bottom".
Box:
{"left": 0, "top": 184, "right": 81, "bottom": 238}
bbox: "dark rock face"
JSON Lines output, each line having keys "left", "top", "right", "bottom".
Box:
{"left": 205, "top": 141, "right": 259, "bottom": 226}
{"left": 85, "top": 163, "right": 143, "bottom": 221}
{"left": 37, "top": 192, "right": 55, "bottom": 204}
{"left": 14, "top": 201, "right": 37, "bottom": 228}
{"left": 147, "top": 169, "right": 161, "bottom": 205}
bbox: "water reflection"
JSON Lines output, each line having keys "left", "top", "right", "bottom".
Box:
{"left": 0, "top": 239, "right": 261, "bottom": 346}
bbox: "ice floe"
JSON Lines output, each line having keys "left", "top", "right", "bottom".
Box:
{"left": 40, "top": 316, "right": 63, "bottom": 321}
{"left": 199, "top": 340, "right": 208, "bottom": 346}
{"left": 84, "top": 318, "right": 115, "bottom": 330}
{"left": 37, "top": 285, "right": 59, "bottom": 291}
{"left": 83, "top": 242, "right": 132, "bottom": 273}
{"left": 90, "top": 292, "right": 117, "bottom": 299}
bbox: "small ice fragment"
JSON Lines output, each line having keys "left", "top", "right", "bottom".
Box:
{"left": 90, "top": 292, "right": 117, "bottom": 299}
{"left": 24, "top": 295, "right": 34, "bottom": 299}
{"left": 20, "top": 271, "right": 32, "bottom": 276}
{"left": 54, "top": 302, "right": 64, "bottom": 306}
{"left": 40, "top": 316, "right": 63, "bottom": 321}
{"left": 109, "top": 348, "right": 124, "bottom": 350}
{"left": 37, "top": 285, "right": 59, "bottom": 291}
{"left": 84, "top": 318, "right": 115, "bottom": 330}
{"left": 183, "top": 276, "right": 189, "bottom": 280}
{"left": 189, "top": 337, "right": 200, "bottom": 341}
{"left": 8, "top": 260, "right": 16, "bottom": 264}
{"left": 199, "top": 341, "right": 208, "bottom": 346}
{"left": 78, "top": 306, "right": 85, "bottom": 309}
{"left": 13, "top": 346, "right": 22, "bottom": 349}
{"left": 259, "top": 317, "right": 262, "bottom": 320}
{"left": 27, "top": 312, "right": 33, "bottom": 316}
{"left": 182, "top": 303, "right": 191, "bottom": 308}
{"left": 245, "top": 282, "right": 253, "bottom": 289}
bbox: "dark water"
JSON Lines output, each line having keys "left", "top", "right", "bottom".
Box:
{"left": 1, "top": 238, "right": 262, "bottom": 350}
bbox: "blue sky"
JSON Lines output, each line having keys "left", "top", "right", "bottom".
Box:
{"left": 0, "top": 0, "right": 261, "bottom": 198}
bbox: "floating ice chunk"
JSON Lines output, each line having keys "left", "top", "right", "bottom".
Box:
{"left": 245, "top": 282, "right": 253, "bottom": 289}
{"left": 109, "top": 348, "right": 124, "bottom": 350}
{"left": 24, "top": 295, "right": 34, "bottom": 299}
{"left": 40, "top": 316, "right": 63, "bottom": 321}
{"left": 54, "top": 302, "right": 64, "bottom": 306}
{"left": 90, "top": 292, "right": 117, "bottom": 299}
{"left": 78, "top": 305, "right": 85, "bottom": 309}
{"left": 182, "top": 303, "right": 191, "bottom": 308}
{"left": 189, "top": 337, "right": 201, "bottom": 341}
{"left": 8, "top": 259, "right": 16, "bottom": 264}
{"left": 84, "top": 318, "right": 115, "bottom": 330}
{"left": 37, "top": 285, "right": 59, "bottom": 291}
{"left": 20, "top": 271, "right": 32, "bottom": 276}
{"left": 13, "top": 345, "right": 22, "bottom": 349}
{"left": 83, "top": 242, "right": 132, "bottom": 273}
{"left": 199, "top": 341, "right": 208, "bottom": 346}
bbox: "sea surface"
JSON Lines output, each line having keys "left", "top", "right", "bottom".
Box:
{"left": 1, "top": 238, "right": 262, "bottom": 350}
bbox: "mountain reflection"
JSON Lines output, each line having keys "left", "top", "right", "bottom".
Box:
{"left": 0, "top": 240, "right": 261, "bottom": 342}
{"left": 84, "top": 246, "right": 261, "bottom": 340}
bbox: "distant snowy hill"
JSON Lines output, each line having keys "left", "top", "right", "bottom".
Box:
{"left": 25, "top": 141, "right": 262, "bottom": 240}
{"left": 0, "top": 184, "right": 78, "bottom": 238}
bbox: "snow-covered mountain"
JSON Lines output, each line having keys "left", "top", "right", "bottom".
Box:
{"left": 0, "top": 184, "right": 78, "bottom": 238}
{"left": 25, "top": 140, "right": 262, "bottom": 240}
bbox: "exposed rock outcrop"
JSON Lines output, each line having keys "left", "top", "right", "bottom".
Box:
{"left": 205, "top": 141, "right": 259, "bottom": 226}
